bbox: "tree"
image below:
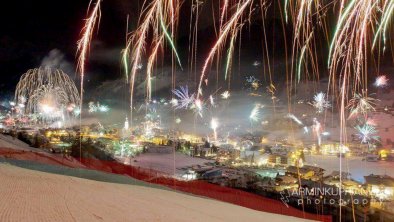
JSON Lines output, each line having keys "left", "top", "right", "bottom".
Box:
{"left": 299, "top": 150, "right": 305, "bottom": 162}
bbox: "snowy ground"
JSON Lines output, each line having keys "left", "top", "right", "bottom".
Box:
{"left": 118, "top": 152, "right": 214, "bottom": 176}
{"left": 0, "top": 134, "right": 32, "bottom": 150}
{"left": 0, "top": 163, "right": 312, "bottom": 222}
{"left": 0, "top": 134, "right": 84, "bottom": 168}
{"left": 306, "top": 155, "right": 394, "bottom": 182}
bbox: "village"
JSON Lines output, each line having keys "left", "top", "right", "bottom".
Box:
{"left": 2, "top": 123, "right": 394, "bottom": 221}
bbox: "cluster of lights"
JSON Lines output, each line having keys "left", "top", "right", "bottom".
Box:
{"left": 89, "top": 102, "right": 110, "bottom": 113}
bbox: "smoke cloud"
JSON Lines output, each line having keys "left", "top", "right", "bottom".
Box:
{"left": 41, "top": 49, "right": 74, "bottom": 75}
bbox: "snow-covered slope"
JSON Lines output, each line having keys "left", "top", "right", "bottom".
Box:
{"left": 0, "top": 163, "right": 312, "bottom": 222}
{"left": 0, "top": 134, "right": 31, "bottom": 150}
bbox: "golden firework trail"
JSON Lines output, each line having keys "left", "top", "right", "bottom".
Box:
{"left": 126, "top": 0, "right": 159, "bottom": 126}
{"left": 146, "top": 36, "right": 164, "bottom": 102}
{"left": 198, "top": 0, "right": 252, "bottom": 98}
{"left": 76, "top": 0, "right": 102, "bottom": 162}
{"left": 372, "top": 0, "right": 394, "bottom": 51}
{"left": 287, "top": 0, "right": 328, "bottom": 87}
{"left": 159, "top": 4, "right": 183, "bottom": 69}
{"left": 77, "top": 0, "right": 102, "bottom": 109}
{"left": 124, "top": 0, "right": 182, "bottom": 126}
{"left": 328, "top": 0, "right": 382, "bottom": 109}
{"left": 220, "top": 0, "right": 230, "bottom": 29}
{"left": 224, "top": 26, "right": 238, "bottom": 81}
{"left": 327, "top": 2, "right": 386, "bottom": 219}
{"left": 122, "top": 15, "right": 131, "bottom": 83}
{"left": 122, "top": 44, "right": 130, "bottom": 83}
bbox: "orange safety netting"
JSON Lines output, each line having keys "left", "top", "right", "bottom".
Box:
{"left": 0, "top": 148, "right": 332, "bottom": 222}
{"left": 81, "top": 158, "right": 332, "bottom": 222}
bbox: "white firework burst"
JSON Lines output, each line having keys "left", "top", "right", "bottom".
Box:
{"left": 172, "top": 86, "right": 195, "bottom": 109}
{"left": 192, "top": 99, "right": 204, "bottom": 118}
{"left": 374, "top": 75, "right": 389, "bottom": 88}
{"left": 355, "top": 124, "right": 380, "bottom": 144}
{"left": 347, "top": 93, "right": 378, "bottom": 119}
{"left": 250, "top": 104, "right": 263, "bottom": 122}
{"left": 310, "top": 92, "right": 331, "bottom": 113}
{"left": 221, "top": 91, "right": 230, "bottom": 99}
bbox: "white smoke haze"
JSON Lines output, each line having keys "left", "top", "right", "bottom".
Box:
{"left": 40, "top": 49, "right": 74, "bottom": 75}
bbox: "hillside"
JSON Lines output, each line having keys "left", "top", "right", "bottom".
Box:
{"left": 0, "top": 163, "right": 312, "bottom": 222}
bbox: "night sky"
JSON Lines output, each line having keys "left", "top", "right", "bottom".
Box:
{"left": 0, "top": 0, "right": 340, "bottom": 99}
{"left": 0, "top": 0, "right": 138, "bottom": 96}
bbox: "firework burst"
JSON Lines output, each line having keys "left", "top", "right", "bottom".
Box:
{"left": 355, "top": 124, "right": 380, "bottom": 144}
{"left": 15, "top": 67, "right": 80, "bottom": 120}
{"left": 89, "top": 102, "right": 110, "bottom": 113}
{"left": 374, "top": 75, "right": 389, "bottom": 88}
{"left": 221, "top": 91, "right": 231, "bottom": 99}
{"left": 210, "top": 118, "right": 219, "bottom": 141}
{"left": 347, "top": 93, "right": 378, "bottom": 119}
{"left": 250, "top": 104, "right": 263, "bottom": 123}
{"left": 172, "top": 86, "right": 195, "bottom": 109}
{"left": 309, "top": 92, "right": 331, "bottom": 113}
{"left": 192, "top": 98, "right": 204, "bottom": 118}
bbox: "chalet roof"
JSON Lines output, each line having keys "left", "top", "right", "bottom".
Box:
{"left": 364, "top": 174, "right": 394, "bottom": 187}
{"left": 329, "top": 171, "right": 351, "bottom": 178}
{"left": 287, "top": 165, "right": 325, "bottom": 175}
{"left": 287, "top": 166, "right": 311, "bottom": 175}
{"left": 302, "top": 165, "right": 325, "bottom": 172}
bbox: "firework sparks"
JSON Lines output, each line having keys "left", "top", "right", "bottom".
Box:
{"left": 125, "top": 0, "right": 182, "bottom": 127}
{"left": 209, "top": 95, "right": 215, "bottom": 106}
{"left": 158, "top": 4, "right": 183, "bottom": 69}
{"left": 372, "top": 0, "right": 394, "bottom": 51}
{"left": 347, "top": 93, "right": 378, "bottom": 119}
{"left": 77, "top": 0, "right": 102, "bottom": 111}
{"left": 170, "top": 98, "right": 179, "bottom": 107}
{"left": 355, "top": 124, "right": 380, "bottom": 144}
{"left": 374, "top": 75, "right": 389, "bottom": 88}
{"left": 287, "top": 0, "right": 326, "bottom": 86}
{"left": 327, "top": 1, "right": 383, "bottom": 166}
{"left": 366, "top": 118, "right": 377, "bottom": 126}
{"left": 88, "top": 102, "right": 98, "bottom": 113}
{"left": 15, "top": 67, "right": 80, "bottom": 123}
{"left": 309, "top": 92, "right": 331, "bottom": 113}
{"left": 198, "top": 0, "right": 252, "bottom": 97}
{"left": 175, "top": 118, "right": 182, "bottom": 124}
{"left": 192, "top": 99, "right": 204, "bottom": 118}
{"left": 210, "top": 118, "right": 219, "bottom": 141}
{"left": 287, "top": 113, "right": 303, "bottom": 126}
{"left": 250, "top": 104, "right": 263, "bottom": 122}
{"left": 98, "top": 104, "right": 109, "bottom": 112}
{"left": 146, "top": 36, "right": 164, "bottom": 102}
{"left": 221, "top": 91, "right": 231, "bottom": 99}
{"left": 246, "top": 76, "right": 260, "bottom": 90}
{"left": 172, "top": 86, "right": 195, "bottom": 109}
{"left": 89, "top": 102, "right": 109, "bottom": 113}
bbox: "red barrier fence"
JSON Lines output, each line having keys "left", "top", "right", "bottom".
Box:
{"left": 81, "top": 158, "right": 332, "bottom": 222}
